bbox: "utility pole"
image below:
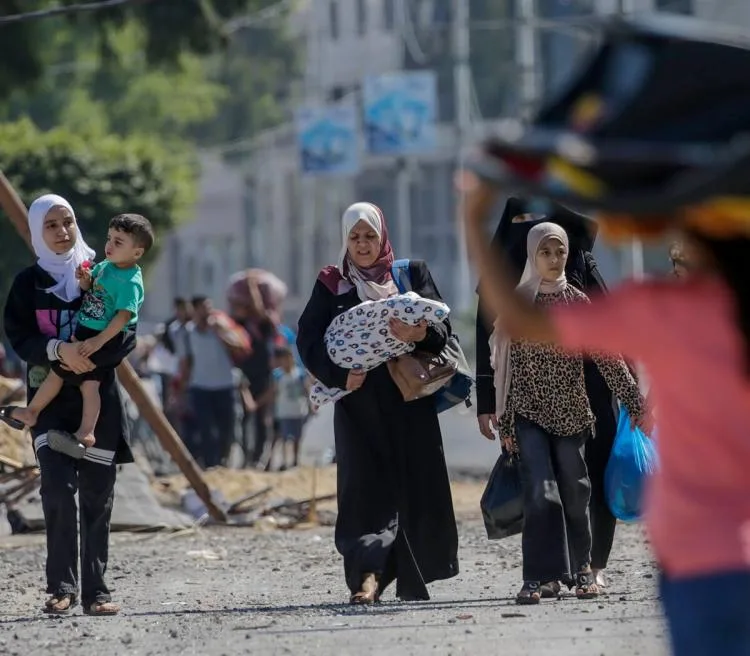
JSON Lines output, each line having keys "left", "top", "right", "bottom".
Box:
{"left": 453, "top": 0, "right": 472, "bottom": 313}
{"left": 517, "top": 0, "right": 539, "bottom": 122}
{"left": 609, "top": 0, "right": 645, "bottom": 279}
{"left": 395, "top": 158, "right": 412, "bottom": 256}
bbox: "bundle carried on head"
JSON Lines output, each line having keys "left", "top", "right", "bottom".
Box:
{"left": 227, "top": 269, "right": 288, "bottom": 315}
{"left": 466, "top": 14, "right": 750, "bottom": 241}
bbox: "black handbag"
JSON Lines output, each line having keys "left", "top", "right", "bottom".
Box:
{"left": 480, "top": 451, "right": 524, "bottom": 540}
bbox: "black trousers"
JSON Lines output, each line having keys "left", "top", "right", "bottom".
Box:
{"left": 586, "top": 408, "right": 618, "bottom": 570}
{"left": 188, "top": 387, "right": 236, "bottom": 468}
{"left": 583, "top": 360, "right": 619, "bottom": 571}
{"left": 37, "top": 446, "right": 116, "bottom": 607}
{"left": 515, "top": 415, "right": 592, "bottom": 583}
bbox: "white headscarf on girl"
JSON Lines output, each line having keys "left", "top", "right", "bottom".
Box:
{"left": 29, "top": 194, "right": 96, "bottom": 303}
{"left": 489, "top": 222, "right": 570, "bottom": 418}
{"left": 337, "top": 202, "right": 399, "bottom": 302}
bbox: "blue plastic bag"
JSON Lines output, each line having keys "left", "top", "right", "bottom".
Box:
{"left": 604, "top": 405, "right": 659, "bottom": 523}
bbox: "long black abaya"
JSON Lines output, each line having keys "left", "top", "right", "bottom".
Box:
{"left": 297, "top": 260, "right": 459, "bottom": 601}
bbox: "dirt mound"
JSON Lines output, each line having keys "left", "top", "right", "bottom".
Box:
{"left": 153, "top": 466, "right": 486, "bottom": 519}
{"left": 0, "top": 377, "right": 32, "bottom": 465}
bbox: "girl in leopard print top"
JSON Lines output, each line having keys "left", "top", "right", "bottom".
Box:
{"left": 489, "top": 223, "right": 647, "bottom": 605}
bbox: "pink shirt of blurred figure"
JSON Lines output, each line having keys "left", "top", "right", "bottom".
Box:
{"left": 553, "top": 277, "right": 750, "bottom": 578}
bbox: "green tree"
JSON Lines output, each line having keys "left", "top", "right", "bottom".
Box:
{"left": 0, "top": 118, "right": 196, "bottom": 301}
{"left": 0, "top": 0, "right": 275, "bottom": 97}
{"left": 0, "top": 3, "right": 299, "bottom": 151}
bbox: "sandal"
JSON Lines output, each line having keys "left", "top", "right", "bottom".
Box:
{"left": 540, "top": 580, "right": 561, "bottom": 599}
{"left": 516, "top": 581, "right": 542, "bottom": 605}
{"left": 84, "top": 601, "right": 121, "bottom": 616}
{"left": 575, "top": 570, "right": 600, "bottom": 600}
{"left": 350, "top": 573, "right": 379, "bottom": 605}
{"left": 0, "top": 406, "right": 26, "bottom": 431}
{"left": 43, "top": 593, "right": 77, "bottom": 615}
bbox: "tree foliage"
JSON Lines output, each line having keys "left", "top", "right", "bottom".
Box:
{"left": 0, "top": 0, "right": 274, "bottom": 97}
{"left": 0, "top": 2, "right": 300, "bottom": 149}
{"left": 0, "top": 119, "right": 196, "bottom": 301}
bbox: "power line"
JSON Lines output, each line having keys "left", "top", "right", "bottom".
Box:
{"left": 0, "top": 0, "right": 156, "bottom": 26}
{"left": 223, "top": 0, "right": 291, "bottom": 33}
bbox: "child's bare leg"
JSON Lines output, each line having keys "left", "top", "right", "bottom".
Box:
{"left": 76, "top": 380, "right": 101, "bottom": 448}
{"left": 11, "top": 371, "right": 64, "bottom": 427}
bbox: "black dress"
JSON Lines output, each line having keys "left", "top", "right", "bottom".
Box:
{"left": 297, "top": 260, "right": 459, "bottom": 601}
{"left": 3, "top": 265, "right": 135, "bottom": 607}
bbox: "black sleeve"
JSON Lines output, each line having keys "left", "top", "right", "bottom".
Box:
{"left": 3, "top": 269, "right": 52, "bottom": 367}
{"left": 296, "top": 280, "right": 350, "bottom": 390}
{"left": 475, "top": 292, "right": 497, "bottom": 416}
{"left": 51, "top": 326, "right": 138, "bottom": 383}
{"left": 410, "top": 260, "right": 450, "bottom": 355}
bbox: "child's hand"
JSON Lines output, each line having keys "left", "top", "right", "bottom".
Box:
{"left": 76, "top": 264, "right": 93, "bottom": 290}
{"left": 77, "top": 337, "right": 104, "bottom": 357}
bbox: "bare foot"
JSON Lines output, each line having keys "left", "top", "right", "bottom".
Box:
{"left": 76, "top": 433, "right": 96, "bottom": 448}
{"left": 592, "top": 568, "right": 607, "bottom": 589}
{"left": 12, "top": 407, "right": 39, "bottom": 428}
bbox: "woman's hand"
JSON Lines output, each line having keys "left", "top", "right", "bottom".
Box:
{"left": 346, "top": 370, "right": 367, "bottom": 392}
{"left": 501, "top": 435, "right": 517, "bottom": 454}
{"left": 389, "top": 319, "right": 427, "bottom": 343}
{"left": 58, "top": 341, "right": 95, "bottom": 374}
{"left": 477, "top": 413, "right": 499, "bottom": 440}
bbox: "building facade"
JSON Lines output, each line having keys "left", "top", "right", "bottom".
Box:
{"left": 147, "top": 0, "right": 730, "bottom": 325}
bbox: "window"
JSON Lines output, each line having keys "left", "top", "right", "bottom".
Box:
{"left": 357, "top": 0, "right": 367, "bottom": 35}
{"left": 383, "top": 0, "right": 395, "bottom": 30}
{"left": 329, "top": 1, "right": 339, "bottom": 40}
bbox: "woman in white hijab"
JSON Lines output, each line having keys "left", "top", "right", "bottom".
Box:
{"left": 1, "top": 193, "right": 136, "bottom": 616}
{"left": 489, "top": 222, "right": 646, "bottom": 605}
{"left": 297, "top": 202, "right": 459, "bottom": 605}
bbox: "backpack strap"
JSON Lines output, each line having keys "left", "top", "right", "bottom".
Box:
{"left": 391, "top": 259, "right": 412, "bottom": 294}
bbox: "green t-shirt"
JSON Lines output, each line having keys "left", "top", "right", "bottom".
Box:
{"left": 77, "top": 260, "right": 144, "bottom": 331}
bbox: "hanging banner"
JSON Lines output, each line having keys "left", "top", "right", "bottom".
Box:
{"left": 363, "top": 70, "right": 438, "bottom": 155}
{"left": 295, "top": 103, "right": 359, "bottom": 176}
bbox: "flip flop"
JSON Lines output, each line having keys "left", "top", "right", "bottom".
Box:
{"left": 43, "top": 594, "right": 77, "bottom": 615}
{"left": 47, "top": 430, "right": 86, "bottom": 460}
{"left": 0, "top": 406, "right": 26, "bottom": 431}
{"left": 83, "top": 601, "right": 120, "bottom": 616}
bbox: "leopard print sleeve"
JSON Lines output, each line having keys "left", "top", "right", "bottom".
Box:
{"left": 499, "top": 406, "right": 515, "bottom": 440}
{"left": 592, "top": 352, "right": 645, "bottom": 420}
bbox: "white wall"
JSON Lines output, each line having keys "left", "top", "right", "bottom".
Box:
{"left": 141, "top": 153, "right": 247, "bottom": 325}
{"left": 307, "top": 0, "right": 404, "bottom": 93}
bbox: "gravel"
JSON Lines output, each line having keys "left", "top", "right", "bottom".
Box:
{"left": 0, "top": 518, "right": 669, "bottom": 655}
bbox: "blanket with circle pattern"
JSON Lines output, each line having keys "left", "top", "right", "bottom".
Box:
{"left": 309, "top": 292, "right": 450, "bottom": 407}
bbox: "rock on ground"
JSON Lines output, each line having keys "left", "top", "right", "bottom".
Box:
{"left": 0, "top": 519, "right": 669, "bottom": 656}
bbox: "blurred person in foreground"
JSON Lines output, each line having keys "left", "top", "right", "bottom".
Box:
{"left": 460, "top": 172, "right": 750, "bottom": 656}
{"left": 297, "top": 202, "right": 458, "bottom": 604}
